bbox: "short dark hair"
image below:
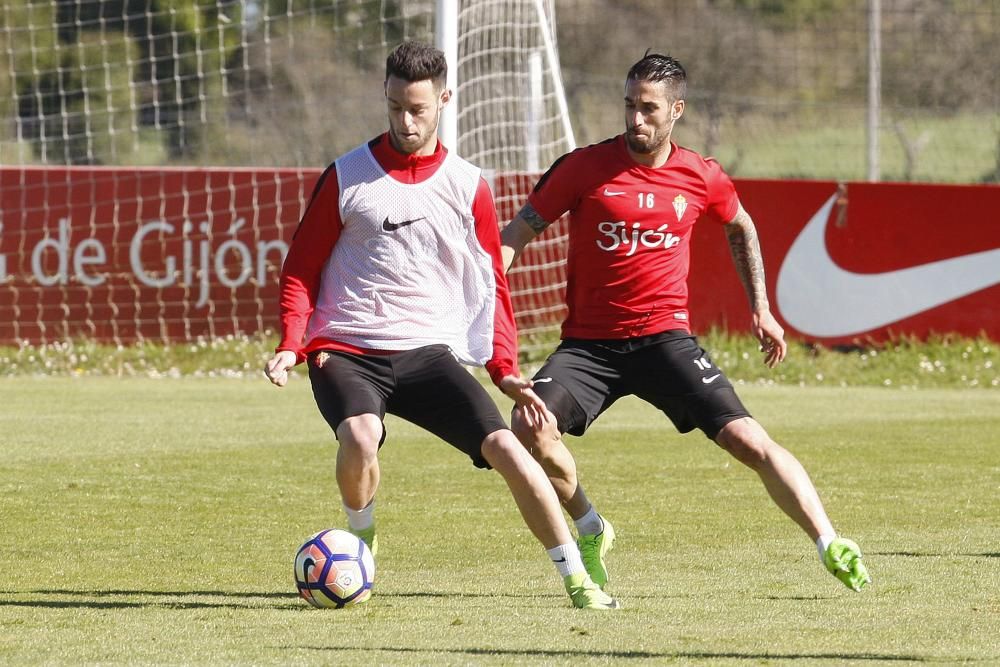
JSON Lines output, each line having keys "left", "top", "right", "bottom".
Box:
{"left": 385, "top": 41, "right": 447, "bottom": 87}
{"left": 626, "top": 51, "right": 687, "bottom": 100}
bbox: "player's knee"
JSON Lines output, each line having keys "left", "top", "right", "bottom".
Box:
{"left": 716, "top": 417, "right": 774, "bottom": 468}
{"left": 510, "top": 408, "right": 559, "bottom": 453}
{"left": 480, "top": 429, "right": 527, "bottom": 470}
{"left": 509, "top": 408, "right": 538, "bottom": 445}
{"left": 336, "top": 414, "right": 383, "bottom": 459}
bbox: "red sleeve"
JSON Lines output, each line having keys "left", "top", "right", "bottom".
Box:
{"left": 704, "top": 158, "right": 740, "bottom": 224}
{"left": 472, "top": 176, "right": 519, "bottom": 388}
{"left": 276, "top": 165, "right": 342, "bottom": 363}
{"left": 525, "top": 151, "right": 580, "bottom": 225}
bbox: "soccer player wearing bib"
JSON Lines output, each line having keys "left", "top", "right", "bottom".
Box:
{"left": 264, "top": 41, "right": 618, "bottom": 609}
{"left": 501, "top": 52, "right": 870, "bottom": 594}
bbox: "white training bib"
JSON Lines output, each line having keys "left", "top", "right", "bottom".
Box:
{"left": 304, "top": 142, "right": 497, "bottom": 365}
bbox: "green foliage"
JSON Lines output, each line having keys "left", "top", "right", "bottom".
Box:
{"left": 1, "top": 331, "right": 997, "bottom": 392}
{"left": 699, "top": 109, "right": 998, "bottom": 183}
{"left": 720, "top": 0, "right": 858, "bottom": 30}
{"left": 2, "top": 0, "right": 240, "bottom": 163}
{"left": 700, "top": 329, "right": 1000, "bottom": 390}
{"left": 0, "top": 1, "right": 995, "bottom": 177}
{"left": 0, "top": 378, "right": 997, "bottom": 663}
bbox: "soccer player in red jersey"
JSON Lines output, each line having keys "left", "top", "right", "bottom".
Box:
{"left": 264, "top": 41, "right": 617, "bottom": 609}
{"left": 501, "top": 52, "right": 870, "bottom": 593}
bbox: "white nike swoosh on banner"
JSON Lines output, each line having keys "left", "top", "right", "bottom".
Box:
{"left": 603, "top": 189, "right": 625, "bottom": 196}
{"left": 776, "top": 194, "right": 1000, "bottom": 337}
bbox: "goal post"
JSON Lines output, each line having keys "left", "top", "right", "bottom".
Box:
{"left": 450, "top": 0, "right": 576, "bottom": 357}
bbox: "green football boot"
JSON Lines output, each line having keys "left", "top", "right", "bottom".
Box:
{"left": 564, "top": 572, "right": 620, "bottom": 610}
{"left": 823, "top": 537, "right": 870, "bottom": 592}
{"left": 577, "top": 516, "right": 615, "bottom": 589}
{"left": 351, "top": 525, "right": 379, "bottom": 558}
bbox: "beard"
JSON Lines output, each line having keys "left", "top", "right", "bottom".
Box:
{"left": 389, "top": 125, "right": 432, "bottom": 154}
{"left": 388, "top": 107, "right": 442, "bottom": 155}
{"left": 625, "top": 128, "right": 669, "bottom": 155}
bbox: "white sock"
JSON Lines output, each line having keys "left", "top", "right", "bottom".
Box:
{"left": 343, "top": 500, "right": 375, "bottom": 532}
{"left": 816, "top": 534, "right": 836, "bottom": 564}
{"left": 547, "top": 543, "right": 585, "bottom": 578}
{"left": 574, "top": 506, "right": 604, "bottom": 536}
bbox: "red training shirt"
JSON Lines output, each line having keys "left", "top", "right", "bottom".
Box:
{"left": 527, "top": 135, "right": 740, "bottom": 339}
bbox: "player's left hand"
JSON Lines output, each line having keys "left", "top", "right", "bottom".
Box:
{"left": 499, "top": 375, "right": 549, "bottom": 427}
{"left": 752, "top": 309, "right": 787, "bottom": 368}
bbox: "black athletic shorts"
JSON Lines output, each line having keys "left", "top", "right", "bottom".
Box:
{"left": 307, "top": 344, "right": 506, "bottom": 469}
{"left": 530, "top": 330, "right": 750, "bottom": 440}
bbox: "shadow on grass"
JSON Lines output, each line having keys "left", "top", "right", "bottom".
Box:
{"left": 20, "top": 589, "right": 297, "bottom": 599}
{"left": 0, "top": 588, "right": 568, "bottom": 611}
{"left": 759, "top": 594, "right": 837, "bottom": 601}
{"left": 872, "top": 552, "right": 1000, "bottom": 558}
{"left": 0, "top": 588, "right": 300, "bottom": 611}
{"left": 286, "top": 645, "right": 931, "bottom": 662}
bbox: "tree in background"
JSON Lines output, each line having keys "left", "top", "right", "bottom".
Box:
{"left": 2, "top": 0, "right": 241, "bottom": 164}
{"left": 0, "top": 0, "right": 995, "bottom": 180}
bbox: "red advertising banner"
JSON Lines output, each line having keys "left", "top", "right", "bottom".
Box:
{"left": 0, "top": 167, "right": 315, "bottom": 343}
{"left": 687, "top": 180, "right": 1000, "bottom": 345}
{"left": 1, "top": 167, "right": 998, "bottom": 345}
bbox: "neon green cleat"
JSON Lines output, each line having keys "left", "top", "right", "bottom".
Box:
{"left": 351, "top": 525, "right": 378, "bottom": 558}
{"left": 577, "top": 516, "right": 615, "bottom": 589}
{"left": 564, "top": 572, "right": 620, "bottom": 610}
{"left": 823, "top": 537, "right": 871, "bottom": 592}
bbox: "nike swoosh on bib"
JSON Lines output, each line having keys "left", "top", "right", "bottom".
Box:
{"left": 383, "top": 216, "right": 425, "bottom": 232}
{"left": 776, "top": 194, "right": 1000, "bottom": 337}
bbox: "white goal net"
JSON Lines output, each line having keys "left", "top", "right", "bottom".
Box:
{"left": 0, "top": 0, "right": 573, "bottom": 356}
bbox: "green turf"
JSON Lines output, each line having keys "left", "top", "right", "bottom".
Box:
{"left": 1, "top": 377, "right": 998, "bottom": 665}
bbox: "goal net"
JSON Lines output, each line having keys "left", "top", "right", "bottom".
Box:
{"left": 0, "top": 0, "right": 573, "bottom": 357}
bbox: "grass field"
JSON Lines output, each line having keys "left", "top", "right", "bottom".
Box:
{"left": 2, "top": 376, "right": 998, "bottom": 665}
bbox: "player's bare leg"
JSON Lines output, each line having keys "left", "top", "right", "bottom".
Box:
{"left": 336, "top": 413, "right": 383, "bottom": 555}
{"left": 335, "top": 414, "right": 382, "bottom": 509}
{"left": 510, "top": 408, "right": 591, "bottom": 516}
{"left": 480, "top": 429, "right": 575, "bottom": 549}
{"left": 481, "top": 428, "right": 619, "bottom": 609}
{"left": 510, "top": 408, "right": 616, "bottom": 589}
{"left": 715, "top": 416, "right": 870, "bottom": 591}
{"left": 715, "top": 416, "right": 833, "bottom": 539}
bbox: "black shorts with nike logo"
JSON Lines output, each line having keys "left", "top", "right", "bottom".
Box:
{"left": 307, "top": 344, "right": 507, "bottom": 469}
{"left": 531, "top": 330, "right": 750, "bottom": 440}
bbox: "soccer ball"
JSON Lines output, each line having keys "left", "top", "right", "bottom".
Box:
{"left": 294, "top": 529, "right": 375, "bottom": 608}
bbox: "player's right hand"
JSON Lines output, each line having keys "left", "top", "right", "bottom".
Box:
{"left": 264, "top": 350, "right": 297, "bottom": 387}
{"left": 499, "top": 375, "right": 550, "bottom": 428}
{"left": 752, "top": 309, "right": 787, "bottom": 368}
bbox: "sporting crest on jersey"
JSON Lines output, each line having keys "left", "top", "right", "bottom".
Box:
{"left": 673, "top": 194, "right": 688, "bottom": 221}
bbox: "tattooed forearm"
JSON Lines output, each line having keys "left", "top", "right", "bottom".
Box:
{"left": 519, "top": 202, "right": 550, "bottom": 233}
{"left": 724, "top": 206, "right": 770, "bottom": 312}
{"left": 500, "top": 202, "right": 552, "bottom": 272}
